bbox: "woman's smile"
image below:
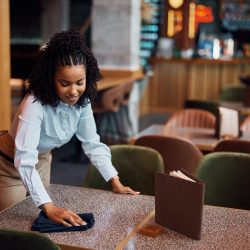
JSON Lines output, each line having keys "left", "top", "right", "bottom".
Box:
{"left": 54, "top": 65, "right": 86, "bottom": 105}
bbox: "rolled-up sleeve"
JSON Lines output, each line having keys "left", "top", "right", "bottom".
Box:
{"left": 75, "top": 103, "right": 118, "bottom": 181}
{"left": 14, "top": 97, "right": 52, "bottom": 207}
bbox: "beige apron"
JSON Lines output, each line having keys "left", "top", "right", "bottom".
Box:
{"left": 0, "top": 132, "right": 51, "bottom": 210}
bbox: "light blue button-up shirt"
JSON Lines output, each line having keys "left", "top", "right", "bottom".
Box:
{"left": 9, "top": 95, "right": 118, "bottom": 207}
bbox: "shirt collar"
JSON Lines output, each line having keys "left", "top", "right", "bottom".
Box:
{"left": 55, "top": 101, "right": 72, "bottom": 114}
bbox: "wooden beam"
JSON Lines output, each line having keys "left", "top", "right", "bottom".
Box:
{"left": 0, "top": 0, "right": 11, "bottom": 130}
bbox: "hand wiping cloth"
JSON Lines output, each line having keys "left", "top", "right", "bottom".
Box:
{"left": 31, "top": 211, "right": 95, "bottom": 233}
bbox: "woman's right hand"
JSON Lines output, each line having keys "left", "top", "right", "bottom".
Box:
{"left": 40, "top": 202, "right": 86, "bottom": 227}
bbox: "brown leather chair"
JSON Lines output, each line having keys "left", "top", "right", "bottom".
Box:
{"left": 134, "top": 135, "right": 203, "bottom": 175}
{"left": 165, "top": 109, "right": 216, "bottom": 129}
{"left": 241, "top": 115, "right": 250, "bottom": 136}
{"left": 214, "top": 139, "right": 250, "bottom": 154}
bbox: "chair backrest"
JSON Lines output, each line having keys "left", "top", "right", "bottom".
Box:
{"left": 83, "top": 145, "right": 164, "bottom": 195}
{"left": 0, "top": 130, "right": 8, "bottom": 136}
{"left": 93, "top": 82, "right": 134, "bottom": 113}
{"left": 134, "top": 135, "right": 203, "bottom": 175}
{"left": 219, "top": 84, "right": 245, "bottom": 102}
{"left": 214, "top": 139, "right": 250, "bottom": 154}
{"left": 99, "top": 85, "right": 125, "bottom": 112}
{"left": 0, "top": 228, "right": 60, "bottom": 250}
{"left": 240, "top": 115, "right": 250, "bottom": 136}
{"left": 184, "top": 99, "right": 219, "bottom": 118}
{"left": 121, "top": 82, "right": 134, "bottom": 105}
{"left": 165, "top": 108, "right": 216, "bottom": 129}
{"left": 196, "top": 152, "right": 250, "bottom": 210}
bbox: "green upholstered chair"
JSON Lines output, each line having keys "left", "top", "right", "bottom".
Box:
{"left": 196, "top": 152, "right": 250, "bottom": 210}
{"left": 83, "top": 145, "right": 164, "bottom": 196}
{"left": 0, "top": 228, "right": 60, "bottom": 250}
{"left": 219, "top": 84, "right": 245, "bottom": 102}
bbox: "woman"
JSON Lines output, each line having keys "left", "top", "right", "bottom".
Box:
{"left": 0, "top": 30, "right": 139, "bottom": 226}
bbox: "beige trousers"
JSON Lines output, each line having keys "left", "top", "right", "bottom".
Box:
{"left": 0, "top": 132, "right": 52, "bottom": 211}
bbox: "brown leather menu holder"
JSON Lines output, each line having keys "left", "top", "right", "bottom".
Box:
{"left": 155, "top": 170, "right": 204, "bottom": 240}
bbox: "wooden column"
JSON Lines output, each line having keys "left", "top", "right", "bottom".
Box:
{"left": 92, "top": 0, "right": 141, "bottom": 70}
{"left": 0, "top": 0, "right": 10, "bottom": 130}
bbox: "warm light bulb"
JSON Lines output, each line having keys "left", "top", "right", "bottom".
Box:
{"left": 168, "top": 0, "right": 184, "bottom": 9}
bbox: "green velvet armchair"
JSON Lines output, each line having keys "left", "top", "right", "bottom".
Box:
{"left": 83, "top": 145, "right": 164, "bottom": 196}
{"left": 196, "top": 152, "right": 250, "bottom": 210}
{"left": 0, "top": 228, "right": 60, "bottom": 250}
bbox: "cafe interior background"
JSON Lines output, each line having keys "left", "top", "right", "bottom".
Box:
{"left": 1, "top": 0, "right": 250, "bottom": 186}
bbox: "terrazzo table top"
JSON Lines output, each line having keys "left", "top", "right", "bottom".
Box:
{"left": 125, "top": 207, "right": 250, "bottom": 250}
{"left": 0, "top": 184, "right": 249, "bottom": 250}
{"left": 0, "top": 184, "right": 154, "bottom": 250}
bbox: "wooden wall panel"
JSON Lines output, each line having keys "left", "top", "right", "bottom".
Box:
{"left": 220, "top": 63, "right": 250, "bottom": 90}
{"left": 187, "top": 64, "right": 221, "bottom": 100}
{"left": 144, "top": 62, "right": 188, "bottom": 113}
{"left": 140, "top": 58, "right": 250, "bottom": 114}
{"left": 0, "top": 0, "right": 11, "bottom": 130}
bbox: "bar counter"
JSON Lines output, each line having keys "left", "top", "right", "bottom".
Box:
{"left": 152, "top": 57, "right": 250, "bottom": 65}
{"left": 140, "top": 57, "right": 250, "bottom": 115}
{"left": 0, "top": 184, "right": 249, "bottom": 249}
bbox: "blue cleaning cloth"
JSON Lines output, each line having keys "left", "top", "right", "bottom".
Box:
{"left": 31, "top": 211, "right": 95, "bottom": 233}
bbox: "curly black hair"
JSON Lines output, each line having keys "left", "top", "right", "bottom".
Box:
{"left": 27, "top": 29, "right": 101, "bottom": 107}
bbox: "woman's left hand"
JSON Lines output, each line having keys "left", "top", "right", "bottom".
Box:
{"left": 111, "top": 177, "right": 140, "bottom": 195}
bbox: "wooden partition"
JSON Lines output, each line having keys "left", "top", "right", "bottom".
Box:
{"left": 140, "top": 58, "right": 250, "bottom": 114}
{"left": 0, "top": 0, "right": 10, "bottom": 130}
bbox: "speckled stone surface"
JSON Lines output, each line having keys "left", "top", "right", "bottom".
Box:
{"left": 0, "top": 184, "right": 154, "bottom": 250}
{"left": 1, "top": 185, "right": 249, "bottom": 250}
{"left": 124, "top": 206, "right": 250, "bottom": 250}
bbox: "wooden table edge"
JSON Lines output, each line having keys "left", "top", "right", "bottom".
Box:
{"left": 115, "top": 209, "right": 155, "bottom": 250}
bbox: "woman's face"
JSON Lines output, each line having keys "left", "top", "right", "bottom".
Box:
{"left": 54, "top": 65, "right": 86, "bottom": 105}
